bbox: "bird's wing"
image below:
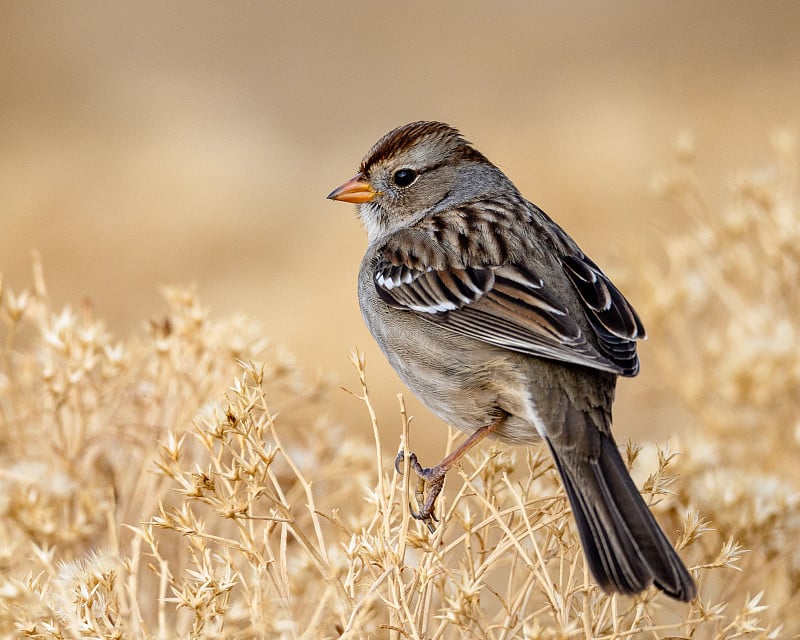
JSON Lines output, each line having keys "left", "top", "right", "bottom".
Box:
{"left": 559, "top": 252, "right": 645, "bottom": 375}
{"left": 374, "top": 228, "right": 644, "bottom": 377}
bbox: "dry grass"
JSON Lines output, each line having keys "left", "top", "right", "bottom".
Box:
{"left": 1, "top": 134, "right": 796, "bottom": 638}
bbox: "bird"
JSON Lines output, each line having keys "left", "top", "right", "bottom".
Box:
{"left": 327, "top": 121, "right": 696, "bottom": 601}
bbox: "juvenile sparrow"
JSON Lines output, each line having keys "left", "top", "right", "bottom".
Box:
{"left": 328, "top": 121, "right": 696, "bottom": 601}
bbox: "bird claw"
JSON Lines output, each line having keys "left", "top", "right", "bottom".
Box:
{"left": 394, "top": 450, "right": 406, "bottom": 475}
{"left": 395, "top": 450, "right": 446, "bottom": 531}
{"left": 394, "top": 450, "right": 424, "bottom": 475}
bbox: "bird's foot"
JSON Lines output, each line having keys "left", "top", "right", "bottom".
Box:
{"left": 395, "top": 451, "right": 446, "bottom": 532}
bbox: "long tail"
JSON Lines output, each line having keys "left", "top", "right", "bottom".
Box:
{"left": 546, "top": 418, "right": 696, "bottom": 601}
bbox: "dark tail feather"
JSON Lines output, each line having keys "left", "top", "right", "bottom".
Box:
{"left": 546, "top": 431, "right": 696, "bottom": 602}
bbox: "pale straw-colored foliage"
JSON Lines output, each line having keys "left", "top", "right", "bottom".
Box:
{"left": 1, "top": 131, "right": 794, "bottom": 637}
{"left": 636, "top": 130, "right": 800, "bottom": 633}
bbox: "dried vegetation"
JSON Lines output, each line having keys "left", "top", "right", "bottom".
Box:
{"left": 1, "top": 134, "right": 797, "bottom": 638}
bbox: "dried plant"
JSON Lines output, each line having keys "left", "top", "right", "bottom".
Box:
{"left": 636, "top": 129, "right": 800, "bottom": 632}
{"left": 2, "top": 128, "right": 796, "bottom": 638}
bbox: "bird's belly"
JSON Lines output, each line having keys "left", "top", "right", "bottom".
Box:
{"left": 362, "top": 304, "right": 543, "bottom": 445}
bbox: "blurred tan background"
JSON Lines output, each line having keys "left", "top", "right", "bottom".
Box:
{"left": 2, "top": 2, "right": 799, "bottom": 452}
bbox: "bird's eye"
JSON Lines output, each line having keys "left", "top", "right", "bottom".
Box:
{"left": 392, "top": 168, "right": 418, "bottom": 188}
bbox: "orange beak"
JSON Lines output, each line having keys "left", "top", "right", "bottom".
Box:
{"left": 327, "top": 174, "right": 379, "bottom": 204}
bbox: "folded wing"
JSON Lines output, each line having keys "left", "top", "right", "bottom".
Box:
{"left": 375, "top": 242, "right": 644, "bottom": 376}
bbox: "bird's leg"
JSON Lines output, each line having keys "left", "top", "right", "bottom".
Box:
{"left": 395, "top": 417, "right": 503, "bottom": 531}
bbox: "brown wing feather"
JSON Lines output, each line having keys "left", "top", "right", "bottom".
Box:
{"left": 375, "top": 258, "right": 627, "bottom": 375}
{"left": 374, "top": 204, "right": 645, "bottom": 376}
{"left": 560, "top": 254, "right": 645, "bottom": 376}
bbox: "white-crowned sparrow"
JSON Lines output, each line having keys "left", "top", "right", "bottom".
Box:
{"left": 328, "top": 121, "right": 695, "bottom": 601}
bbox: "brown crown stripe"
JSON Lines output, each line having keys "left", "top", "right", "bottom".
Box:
{"left": 359, "top": 121, "right": 488, "bottom": 174}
